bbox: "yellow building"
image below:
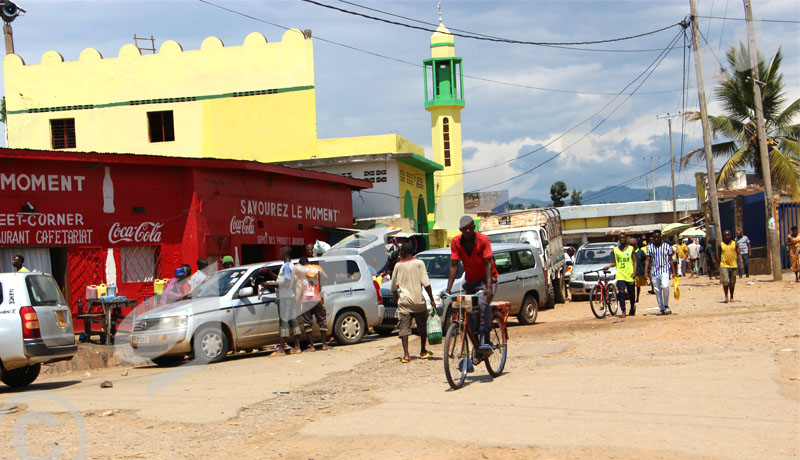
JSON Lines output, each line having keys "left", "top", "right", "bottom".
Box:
{"left": 424, "top": 20, "right": 466, "bottom": 234}
{"left": 3, "top": 30, "right": 319, "bottom": 162}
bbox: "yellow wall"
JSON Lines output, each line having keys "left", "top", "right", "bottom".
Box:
{"left": 3, "top": 30, "right": 318, "bottom": 161}
{"left": 563, "top": 217, "right": 610, "bottom": 230}
{"left": 317, "top": 134, "right": 424, "bottom": 158}
{"left": 398, "top": 161, "right": 427, "bottom": 218}
{"left": 429, "top": 108, "right": 465, "bottom": 229}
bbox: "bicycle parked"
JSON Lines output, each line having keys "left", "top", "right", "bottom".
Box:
{"left": 587, "top": 269, "right": 619, "bottom": 319}
{"left": 442, "top": 292, "right": 510, "bottom": 390}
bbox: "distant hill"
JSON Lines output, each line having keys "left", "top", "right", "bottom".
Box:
{"left": 511, "top": 184, "right": 696, "bottom": 207}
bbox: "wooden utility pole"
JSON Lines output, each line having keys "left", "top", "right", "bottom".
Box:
{"left": 743, "top": 0, "right": 782, "bottom": 280}
{"left": 3, "top": 23, "right": 13, "bottom": 55}
{"left": 657, "top": 113, "right": 680, "bottom": 222}
{"left": 689, "top": 0, "right": 723, "bottom": 246}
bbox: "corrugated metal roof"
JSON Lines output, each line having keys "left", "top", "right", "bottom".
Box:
{"left": 560, "top": 199, "right": 698, "bottom": 219}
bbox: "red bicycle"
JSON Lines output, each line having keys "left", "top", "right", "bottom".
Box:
{"left": 587, "top": 269, "right": 618, "bottom": 319}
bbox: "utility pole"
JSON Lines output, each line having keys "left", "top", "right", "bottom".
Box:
{"left": 689, "top": 0, "right": 722, "bottom": 246}
{"left": 657, "top": 113, "right": 680, "bottom": 222}
{"left": 743, "top": 0, "right": 782, "bottom": 280}
{"left": 651, "top": 156, "right": 656, "bottom": 201}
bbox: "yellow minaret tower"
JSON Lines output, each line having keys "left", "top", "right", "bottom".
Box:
{"left": 424, "top": 7, "right": 465, "bottom": 234}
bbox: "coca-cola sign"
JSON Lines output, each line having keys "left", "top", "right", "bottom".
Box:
{"left": 230, "top": 215, "right": 255, "bottom": 235}
{"left": 108, "top": 222, "right": 164, "bottom": 244}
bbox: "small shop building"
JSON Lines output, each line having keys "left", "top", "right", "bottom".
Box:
{"left": 0, "top": 147, "right": 370, "bottom": 324}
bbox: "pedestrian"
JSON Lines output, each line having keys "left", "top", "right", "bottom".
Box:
{"left": 705, "top": 238, "right": 718, "bottom": 279}
{"left": 687, "top": 239, "right": 701, "bottom": 277}
{"left": 273, "top": 246, "right": 302, "bottom": 356}
{"left": 718, "top": 230, "right": 742, "bottom": 303}
{"left": 189, "top": 258, "right": 209, "bottom": 290}
{"left": 295, "top": 257, "right": 330, "bottom": 352}
{"left": 11, "top": 255, "right": 30, "bottom": 273}
{"left": 222, "top": 255, "right": 235, "bottom": 269}
{"left": 645, "top": 230, "right": 676, "bottom": 315}
{"left": 676, "top": 239, "right": 689, "bottom": 277}
{"left": 305, "top": 243, "right": 315, "bottom": 258}
{"left": 161, "top": 267, "right": 189, "bottom": 305}
{"left": 735, "top": 230, "right": 751, "bottom": 278}
{"left": 786, "top": 226, "right": 800, "bottom": 282}
{"left": 445, "top": 215, "right": 499, "bottom": 355}
{"left": 392, "top": 242, "right": 436, "bottom": 363}
{"left": 634, "top": 239, "right": 648, "bottom": 303}
{"left": 604, "top": 232, "right": 636, "bottom": 317}
{"left": 698, "top": 238, "right": 707, "bottom": 275}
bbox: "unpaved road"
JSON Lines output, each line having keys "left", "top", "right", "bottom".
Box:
{"left": 1, "top": 274, "right": 798, "bottom": 460}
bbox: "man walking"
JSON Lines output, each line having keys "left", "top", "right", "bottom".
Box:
{"left": 295, "top": 257, "right": 330, "bottom": 352}
{"left": 705, "top": 238, "right": 718, "bottom": 279}
{"left": 189, "top": 258, "right": 209, "bottom": 290}
{"left": 687, "top": 239, "right": 701, "bottom": 277}
{"left": 392, "top": 243, "right": 436, "bottom": 363}
{"left": 446, "top": 216, "right": 499, "bottom": 354}
{"left": 676, "top": 239, "right": 689, "bottom": 277}
{"left": 634, "top": 239, "right": 648, "bottom": 303}
{"left": 718, "top": 230, "right": 742, "bottom": 303}
{"left": 604, "top": 232, "right": 636, "bottom": 317}
{"left": 645, "top": 230, "right": 676, "bottom": 315}
{"left": 735, "top": 230, "right": 751, "bottom": 278}
{"left": 11, "top": 255, "right": 30, "bottom": 273}
{"left": 274, "top": 246, "right": 302, "bottom": 356}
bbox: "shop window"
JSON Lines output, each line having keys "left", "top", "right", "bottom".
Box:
{"left": 148, "top": 111, "right": 175, "bottom": 143}
{"left": 50, "top": 118, "right": 76, "bottom": 149}
{"left": 121, "top": 245, "right": 160, "bottom": 283}
{"left": 442, "top": 118, "right": 451, "bottom": 167}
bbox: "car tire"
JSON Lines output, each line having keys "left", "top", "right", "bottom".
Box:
{"left": 545, "top": 283, "right": 556, "bottom": 309}
{"left": 333, "top": 310, "right": 366, "bottom": 345}
{"left": 517, "top": 295, "right": 539, "bottom": 325}
{"left": 1, "top": 364, "right": 41, "bottom": 388}
{"left": 373, "top": 327, "right": 395, "bottom": 337}
{"left": 150, "top": 355, "right": 186, "bottom": 367}
{"left": 192, "top": 325, "right": 229, "bottom": 364}
{"left": 553, "top": 276, "right": 566, "bottom": 304}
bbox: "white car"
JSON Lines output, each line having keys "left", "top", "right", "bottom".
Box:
{"left": 0, "top": 272, "right": 77, "bottom": 388}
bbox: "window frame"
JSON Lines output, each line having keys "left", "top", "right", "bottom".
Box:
{"left": 50, "top": 118, "right": 77, "bottom": 149}
{"left": 147, "top": 110, "right": 175, "bottom": 143}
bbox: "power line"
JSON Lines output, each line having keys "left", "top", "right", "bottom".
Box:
{"left": 697, "top": 15, "right": 800, "bottom": 24}
{"left": 301, "top": 0, "right": 683, "bottom": 47}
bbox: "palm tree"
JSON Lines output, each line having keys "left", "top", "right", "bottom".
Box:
{"left": 682, "top": 44, "right": 800, "bottom": 198}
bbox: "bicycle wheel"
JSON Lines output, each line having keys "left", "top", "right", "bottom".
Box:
{"left": 606, "top": 285, "right": 619, "bottom": 316}
{"left": 443, "top": 322, "right": 469, "bottom": 390}
{"left": 484, "top": 322, "right": 507, "bottom": 377}
{"left": 589, "top": 285, "right": 606, "bottom": 318}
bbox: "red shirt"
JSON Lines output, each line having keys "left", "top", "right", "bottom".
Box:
{"left": 451, "top": 232, "right": 499, "bottom": 283}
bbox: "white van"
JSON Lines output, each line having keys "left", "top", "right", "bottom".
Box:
{"left": 0, "top": 272, "right": 77, "bottom": 388}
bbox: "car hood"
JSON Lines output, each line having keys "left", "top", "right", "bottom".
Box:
{"left": 138, "top": 296, "right": 230, "bottom": 320}
{"left": 380, "top": 276, "right": 464, "bottom": 300}
{"left": 572, "top": 263, "right": 616, "bottom": 276}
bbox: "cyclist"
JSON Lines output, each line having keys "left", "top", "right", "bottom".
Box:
{"left": 603, "top": 232, "right": 636, "bottom": 317}
{"left": 445, "top": 215, "right": 499, "bottom": 355}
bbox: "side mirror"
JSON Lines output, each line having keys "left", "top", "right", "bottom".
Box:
{"left": 238, "top": 287, "right": 254, "bottom": 297}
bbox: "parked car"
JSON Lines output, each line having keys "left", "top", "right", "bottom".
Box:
{"left": 0, "top": 272, "right": 77, "bottom": 388}
{"left": 324, "top": 227, "right": 402, "bottom": 275}
{"left": 568, "top": 243, "right": 618, "bottom": 300}
{"left": 130, "top": 255, "right": 383, "bottom": 365}
{"left": 375, "top": 243, "right": 548, "bottom": 334}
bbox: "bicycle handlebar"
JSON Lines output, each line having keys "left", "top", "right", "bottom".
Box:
{"left": 441, "top": 290, "right": 485, "bottom": 300}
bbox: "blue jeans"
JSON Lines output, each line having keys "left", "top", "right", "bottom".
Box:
{"left": 738, "top": 254, "right": 749, "bottom": 277}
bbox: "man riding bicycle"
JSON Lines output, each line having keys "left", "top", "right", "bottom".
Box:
{"left": 445, "top": 215, "right": 499, "bottom": 354}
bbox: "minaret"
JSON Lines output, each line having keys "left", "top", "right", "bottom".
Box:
{"left": 424, "top": 4, "right": 465, "bottom": 233}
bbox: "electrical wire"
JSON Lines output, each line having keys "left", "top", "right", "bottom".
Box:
{"left": 697, "top": 15, "right": 800, "bottom": 24}
{"left": 301, "top": 0, "right": 683, "bottom": 47}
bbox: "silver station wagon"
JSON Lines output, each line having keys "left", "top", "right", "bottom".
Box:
{"left": 129, "top": 255, "right": 383, "bottom": 365}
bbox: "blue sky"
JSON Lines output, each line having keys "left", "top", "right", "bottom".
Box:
{"left": 2, "top": 0, "right": 798, "bottom": 202}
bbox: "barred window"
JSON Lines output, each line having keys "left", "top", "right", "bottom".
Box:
{"left": 121, "top": 245, "right": 160, "bottom": 283}
{"left": 148, "top": 111, "right": 175, "bottom": 143}
{"left": 50, "top": 118, "right": 76, "bottom": 149}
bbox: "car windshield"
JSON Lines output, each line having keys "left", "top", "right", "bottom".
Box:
{"left": 575, "top": 247, "right": 615, "bottom": 265}
{"left": 487, "top": 231, "right": 541, "bottom": 248}
{"left": 328, "top": 233, "right": 379, "bottom": 250}
{"left": 189, "top": 269, "right": 249, "bottom": 298}
{"left": 25, "top": 275, "right": 66, "bottom": 306}
{"left": 417, "top": 254, "right": 463, "bottom": 278}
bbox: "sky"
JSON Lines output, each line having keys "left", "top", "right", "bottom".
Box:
{"left": 2, "top": 0, "right": 798, "bottom": 203}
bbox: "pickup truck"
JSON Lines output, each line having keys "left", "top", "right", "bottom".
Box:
{"left": 479, "top": 208, "right": 567, "bottom": 308}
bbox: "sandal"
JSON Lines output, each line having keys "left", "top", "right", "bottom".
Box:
{"left": 304, "top": 346, "right": 316, "bottom": 352}
{"left": 401, "top": 357, "right": 411, "bottom": 363}
{"left": 271, "top": 350, "right": 286, "bottom": 357}
{"left": 289, "top": 348, "right": 303, "bottom": 355}
{"left": 420, "top": 351, "right": 434, "bottom": 359}
{"left": 320, "top": 344, "right": 331, "bottom": 350}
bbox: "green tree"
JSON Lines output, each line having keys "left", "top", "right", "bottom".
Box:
{"left": 550, "top": 181, "right": 569, "bottom": 207}
{"left": 682, "top": 44, "right": 800, "bottom": 198}
{"left": 569, "top": 189, "right": 583, "bottom": 206}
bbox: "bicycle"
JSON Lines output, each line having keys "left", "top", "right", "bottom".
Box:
{"left": 441, "top": 292, "right": 510, "bottom": 390}
{"left": 587, "top": 269, "right": 618, "bottom": 319}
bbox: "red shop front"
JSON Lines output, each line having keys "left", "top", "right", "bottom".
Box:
{"left": 0, "top": 148, "right": 370, "bottom": 329}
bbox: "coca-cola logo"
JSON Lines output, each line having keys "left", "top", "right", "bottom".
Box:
{"left": 108, "top": 222, "right": 164, "bottom": 244}
{"left": 230, "top": 215, "right": 255, "bottom": 235}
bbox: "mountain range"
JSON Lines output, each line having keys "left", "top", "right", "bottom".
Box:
{"left": 511, "top": 184, "right": 697, "bottom": 207}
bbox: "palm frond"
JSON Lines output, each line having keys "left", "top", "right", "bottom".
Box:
{"left": 716, "top": 145, "right": 749, "bottom": 185}
{"left": 774, "top": 98, "right": 800, "bottom": 133}
{"left": 767, "top": 147, "right": 800, "bottom": 199}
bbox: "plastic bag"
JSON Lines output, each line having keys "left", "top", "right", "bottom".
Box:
{"left": 427, "top": 308, "right": 442, "bottom": 345}
{"left": 313, "top": 240, "right": 331, "bottom": 256}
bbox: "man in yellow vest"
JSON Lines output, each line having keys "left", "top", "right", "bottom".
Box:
{"left": 718, "top": 230, "right": 742, "bottom": 303}
{"left": 604, "top": 232, "right": 636, "bottom": 317}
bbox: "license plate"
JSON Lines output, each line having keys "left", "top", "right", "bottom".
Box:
{"left": 56, "top": 311, "right": 67, "bottom": 327}
{"left": 131, "top": 335, "right": 150, "bottom": 345}
{"left": 384, "top": 310, "right": 398, "bottom": 319}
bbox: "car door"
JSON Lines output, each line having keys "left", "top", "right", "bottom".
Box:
{"left": 232, "top": 267, "right": 280, "bottom": 347}
{"left": 492, "top": 250, "right": 519, "bottom": 306}
{"left": 515, "top": 248, "right": 543, "bottom": 311}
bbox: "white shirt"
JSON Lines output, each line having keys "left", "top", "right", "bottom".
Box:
{"left": 189, "top": 270, "right": 208, "bottom": 290}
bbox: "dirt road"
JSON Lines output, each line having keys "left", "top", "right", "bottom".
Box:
{"left": 1, "top": 274, "right": 798, "bottom": 459}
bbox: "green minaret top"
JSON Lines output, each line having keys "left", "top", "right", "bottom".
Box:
{"left": 424, "top": 18, "right": 464, "bottom": 110}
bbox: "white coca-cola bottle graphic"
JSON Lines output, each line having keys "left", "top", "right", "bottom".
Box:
{"left": 102, "top": 166, "right": 115, "bottom": 214}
